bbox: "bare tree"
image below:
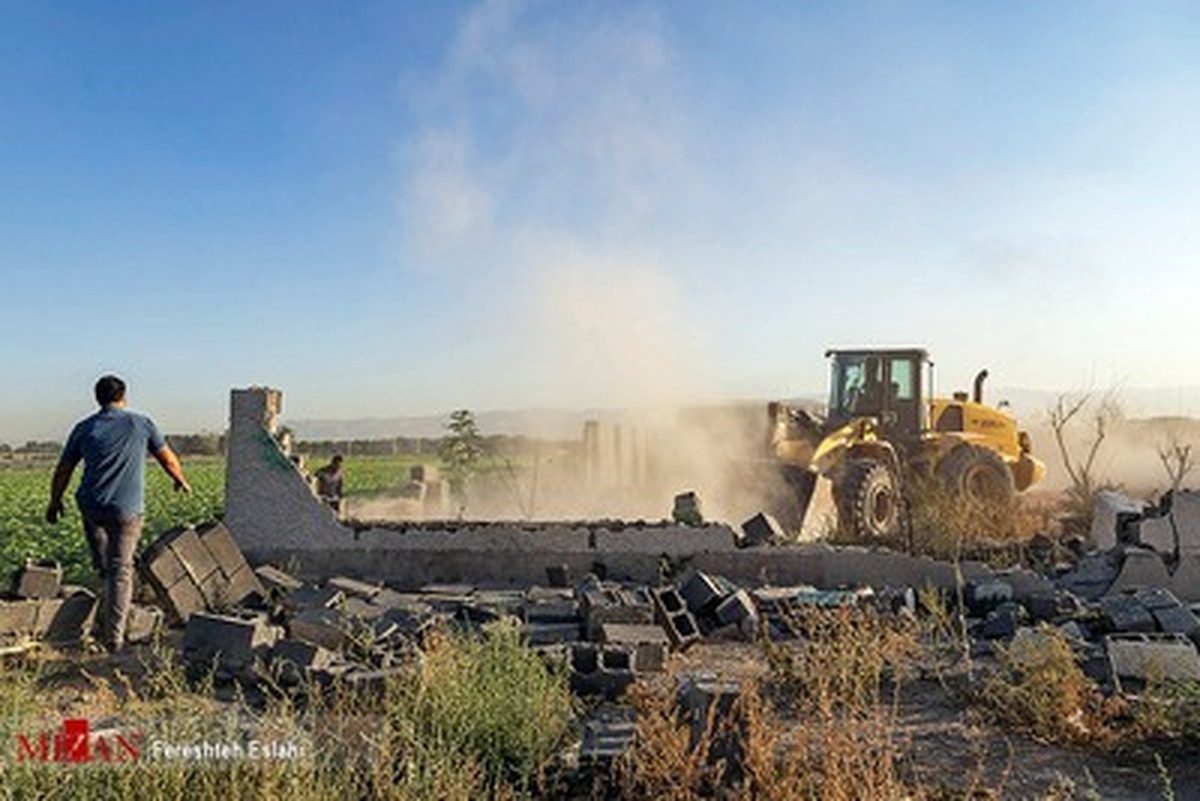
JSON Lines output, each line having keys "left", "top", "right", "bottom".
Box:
{"left": 1048, "top": 390, "right": 1121, "bottom": 520}
{"left": 1157, "top": 434, "right": 1196, "bottom": 493}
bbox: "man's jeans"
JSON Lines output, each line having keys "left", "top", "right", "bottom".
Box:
{"left": 80, "top": 506, "right": 143, "bottom": 650}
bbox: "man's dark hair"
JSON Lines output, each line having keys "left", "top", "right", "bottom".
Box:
{"left": 94, "top": 375, "right": 127, "bottom": 406}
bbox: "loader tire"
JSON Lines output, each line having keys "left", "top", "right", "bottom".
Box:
{"left": 937, "top": 444, "right": 1016, "bottom": 505}
{"left": 834, "top": 459, "right": 902, "bottom": 540}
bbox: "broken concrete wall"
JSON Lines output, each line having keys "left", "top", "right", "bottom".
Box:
{"left": 223, "top": 387, "right": 997, "bottom": 592}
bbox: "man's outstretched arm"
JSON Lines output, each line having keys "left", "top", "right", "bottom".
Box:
{"left": 154, "top": 446, "right": 192, "bottom": 494}
{"left": 46, "top": 455, "right": 80, "bottom": 523}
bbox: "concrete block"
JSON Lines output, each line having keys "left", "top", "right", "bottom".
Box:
{"left": 1152, "top": 606, "right": 1200, "bottom": 639}
{"left": 680, "top": 572, "right": 723, "bottom": 616}
{"left": 166, "top": 526, "right": 220, "bottom": 586}
{"left": 651, "top": 587, "right": 700, "bottom": 651}
{"left": 125, "top": 604, "right": 163, "bottom": 644}
{"left": 327, "top": 576, "right": 381, "bottom": 600}
{"left": 197, "top": 522, "right": 252, "bottom": 578}
{"left": 197, "top": 570, "right": 233, "bottom": 610}
{"left": 254, "top": 565, "right": 304, "bottom": 594}
{"left": 12, "top": 560, "right": 63, "bottom": 600}
{"left": 141, "top": 543, "right": 189, "bottom": 595}
{"left": 980, "top": 603, "right": 1025, "bottom": 639}
{"left": 1100, "top": 595, "right": 1156, "bottom": 633}
{"left": 1091, "top": 490, "right": 1146, "bottom": 550}
{"left": 522, "top": 621, "right": 584, "bottom": 646}
{"left": 995, "top": 568, "right": 1054, "bottom": 602}
{"left": 523, "top": 598, "right": 579, "bottom": 624}
{"left": 966, "top": 579, "right": 1013, "bottom": 615}
{"left": 569, "top": 643, "right": 637, "bottom": 699}
{"left": 1106, "top": 633, "right": 1200, "bottom": 687}
{"left": 163, "top": 576, "right": 208, "bottom": 625}
{"left": 342, "top": 597, "right": 386, "bottom": 620}
{"left": 1059, "top": 552, "right": 1120, "bottom": 600}
{"left": 673, "top": 491, "right": 704, "bottom": 526}
{"left": 224, "top": 566, "right": 266, "bottom": 607}
{"left": 1133, "top": 587, "right": 1183, "bottom": 611}
{"left": 283, "top": 585, "right": 345, "bottom": 613}
{"left": 582, "top": 587, "right": 653, "bottom": 639}
{"left": 677, "top": 674, "right": 743, "bottom": 765}
{"left": 43, "top": 589, "right": 96, "bottom": 645}
{"left": 1169, "top": 555, "right": 1200, "bottom": 603}
{"left": 598, "top": 623, "right": 669, "bottom": 672}
{"left": 739, "top": 512, "right": 783, "bottom": 548}
{"left": 31, "top": 599, "right": 64, "bottom": 636}
{"left": 715, "top": 590, "right": 756, "bottom": 628}
{"left": 267, "top": 642, "right": 333, "bottom": 671}
{"left": 1106, "top": 548, "right": 1171, "bottom": 596}
{"left": 289, "top": 607, "right": 349, "bottom": 651}
{"left": 182, "top": 611, "right": 276, "bottom": 673}
{"left": 579, "top": 717, "right": 637, "bottom": 768}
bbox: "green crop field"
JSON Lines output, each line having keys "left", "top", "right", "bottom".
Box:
{"left": 0, "top": 454, "right": 435, "bottom": 586}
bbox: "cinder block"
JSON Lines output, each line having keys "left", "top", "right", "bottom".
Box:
{"left": 283, "top": 585, "right": 345, "bottom": 613}
{"left": 521, "top": 621, "right": 584, "bottom": 646}
{"left": 579, "top": 717, "right": 637, "bottom": 768}
{"left": 182, "top": 611, "right": 277, "bottom": 673}
{"left": 12, "top": 560, "right": 63, "bottom": 600}
{"left": 1106, "top": 633, "right": 1200, "bottom": 688}
{"left": 569, "top": 643, "right": 637, "bottom": 699}
{"left": 650, "top": 586, "right": 701, "bottom": 651}
{"left": 43, "top": 589, "right": 96, "bottom": 645}
{"left": 1060, "top": 552, "right": 1120, "bottom": 600}
{"left": 341, "top": 666, "right": 408, "bottom": 697}
{"left": 1100, "top": 595, "right": 1156, "bottom": 633}
{"left": 31, "top": 599, "right": 64, "bottom": 637}
{"left": 125, "top": 604, "right": 163, "bottom": 644}
{"left": 165, "top": 526, "right": 221, "bottom": 586}
{"left": 163, "top": 576, "right": 208, "bottom": 625}
{"left": 327, "top": 576, "right": 381, "bottom": 600}
{"left": 739, "top": 512, "right": 784, "bottom": 548}
{"left": 142, "top": 543, "right": 188, "bottom": 592}
{"left": 254, "top": 564, "right": 304, "bottom": 594}
{"left": 1134, "top": 588, "right": 1183, "bottom": 612}
{"left": 223, "top": 566, "right": 266, "bottom": 607}
{"left": 598, "top": 623, "right": 669, "bottom": 672}
{"left": 197, "top": 522, "right": 251, "bottom": 578}
{"left": 289, "top": 607, "right": 349, "bottom": 651}
{"left": 342, "top": 597, "right": 386, "bottom": 620}
{"left": 1152, "top": 605, "right": 1200, "bottom": 639}
{"left": 966, "top": 579, "right": 1013, "bottom": 615}
{"left": 271, "top": 638, "right": 337, "bottom": 686}
{"left": 680, "top": 572, "right": 723, "bottom": 616}
{"left": 715, "top": 590, "right": 756, "bottom": 628}
{"left": 673, "top": 491, "right": 704, "bottom": 526}
{"left": 583, "top": 587, "right": 653, "bottom": 639}
{"left": 677, "top": 674, "right": 743, "bottom": 765}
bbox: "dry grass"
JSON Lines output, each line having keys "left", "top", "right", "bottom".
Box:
{"left": 0, "top": 621, "right": 574, "bottom": 801}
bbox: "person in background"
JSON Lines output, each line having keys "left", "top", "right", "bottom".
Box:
{"left": 314, "top": 453, "right": 345, "bottom": 511}
{"left": 46, "top": 375, "right": 191, "bottom": 652}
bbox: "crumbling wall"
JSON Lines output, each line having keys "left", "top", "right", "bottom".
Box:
{"left": 224, "top": 388, "right": 348, "bottom": 553}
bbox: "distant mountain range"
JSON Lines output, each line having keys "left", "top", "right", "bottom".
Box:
{"left": 284, "top": 386, "right": 1200, "bottom": 441}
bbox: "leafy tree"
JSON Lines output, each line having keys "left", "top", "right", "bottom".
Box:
{"left": 440, "top": 409, "right": 484, "bottom": 515}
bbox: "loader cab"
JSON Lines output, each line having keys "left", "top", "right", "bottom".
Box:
{"left": 826, "top": 348, "right": 928, "bottom": 438}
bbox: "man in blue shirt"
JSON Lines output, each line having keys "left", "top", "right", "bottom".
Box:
{"left": 46, "top": 375, "right": 192, "bottom": 651}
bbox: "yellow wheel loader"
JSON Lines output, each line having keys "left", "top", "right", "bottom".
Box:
{"left": 768, "top": 348, "right": 1045, "bottom": 539}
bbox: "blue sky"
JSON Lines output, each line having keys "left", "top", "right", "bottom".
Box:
{"left": 3, "top": 1, "right": 1200, "bottom": 441}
